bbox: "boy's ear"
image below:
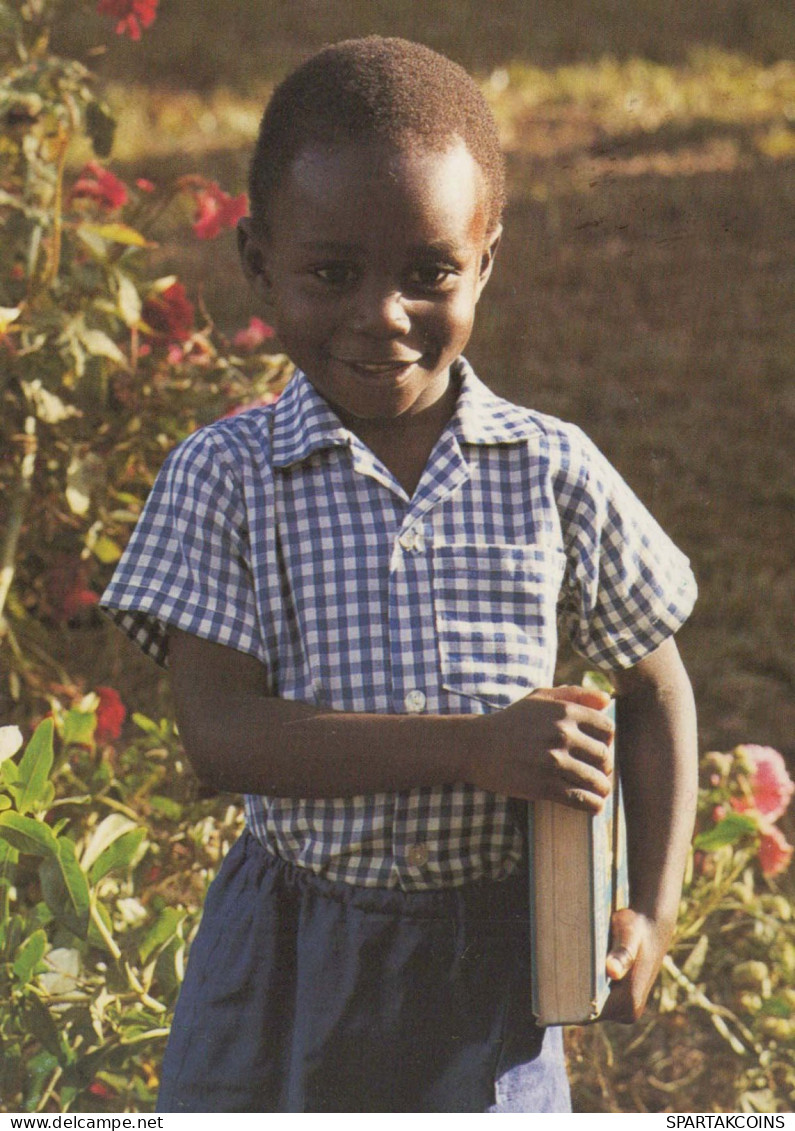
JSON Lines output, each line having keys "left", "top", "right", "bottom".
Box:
{"left": 237, "top": 216, "right": 271, "bottom": 294}
{"left": 476, "top": 223, "right": 502, "bottom": 299}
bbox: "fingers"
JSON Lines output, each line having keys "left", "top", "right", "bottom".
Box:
{"left": 538, "top": 685, "right": 612, "bottom": 712}
{"left": 475, "top": 685, "right": 615, "bottom": 806}
{"left": 509, "top": 687, "right": 615, "bottom": 810}
{"left": 605, "top": 909, "right": 643, "bottom": 981}
{"left": 530, "top": 686, "right": 615, "bottom": 751}
{"left": 600, "top": 910, "right": 658, "bottom": 1023}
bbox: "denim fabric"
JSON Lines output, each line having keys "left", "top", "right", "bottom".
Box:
{"left": 157, "top": 832, "right": 571, "bottom": 1113}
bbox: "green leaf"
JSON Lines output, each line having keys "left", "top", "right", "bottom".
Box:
{"left": 81, "top": 813, "right": 136, "bottom": 872}
{"left": 77, "top": 325, "right": 127, "bottom": 366}
{"left": 21, "top": 996, "right": 63, "bottom": 1059}
{"left": 148, "top": 795, "right": 182, "bottom": 821}
{"left": 91, "top": 535, "right": 123, "bottom": 564}
{"left": 0, "top": 811, "right": 58, "bottom": 857}
{"left": 39, "top": 838, "right": 90, "bottom": 938}
{"left": 62, "top": 709, "right": 96, "bottom": 750}
{"left": 82, "top": 222, "right": 153, "bottom": 248}
{"left": 115, "top": 270, "right": 142, "bottom": 328}
{"left": 89, "top": 827, "right": 147, "bottom": 884}
{"left": 132, "top": 712, "right": 164, "bottom": 737}
{"left": 85, "top": 99, "right": 116, "bottom": 158}
{"left": 13, "top": 929, "right": 48, "bottom": 984}
{"left": 760, "top": 995, "right": 792, "bottom": 1018}
{"left": 1, "top": 758, "right": 19, "bottom": 787}
{"left": 0, "top": 794, "right": 11, "bottom": 811}
{"left": 582, "top": 670, "right": 615, "bottom": 694}
{"left": 86, "top": 897, "right": 116, "bottom": 952}
{"left": 16, "top": 718, "right": 54, "bottom": 814}
{"left": 139, "top": 906, "right": 185, "bottom": 964}
{"left": 694, "top": 812, "right": 759, "bottom": 851}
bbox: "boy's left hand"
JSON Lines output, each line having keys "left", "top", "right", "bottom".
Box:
{"left": 600, "top": 908, "right": 672, "bottom": 1022}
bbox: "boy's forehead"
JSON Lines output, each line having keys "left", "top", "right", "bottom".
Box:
{"left": 274, "top": 136, "right": 490, "bottom": 239}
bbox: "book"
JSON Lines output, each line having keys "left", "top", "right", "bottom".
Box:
{"left": 528, "top": 701, "right": 629, "bottom": 1025}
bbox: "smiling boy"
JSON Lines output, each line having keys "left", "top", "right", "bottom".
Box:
{"left": 102, "top": 37, "right": 698, "bottom": 1112}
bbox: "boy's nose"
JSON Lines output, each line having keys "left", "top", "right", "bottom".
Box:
{"left": 349, "top": 286, "right": 411, "bottom": 337}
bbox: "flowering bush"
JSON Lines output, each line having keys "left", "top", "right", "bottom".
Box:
{"left": 0, "top": 704, "right": 242, "bottom": 1112}
{"left": 0, "top": 0, "right": 291, "bottom": 717}
{"left": 568, "top": 742, "right": 795, "bottom": 1114}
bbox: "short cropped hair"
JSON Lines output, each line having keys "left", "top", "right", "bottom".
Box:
{"left": 248, "top": 36, "right": 505, "bottom": 234}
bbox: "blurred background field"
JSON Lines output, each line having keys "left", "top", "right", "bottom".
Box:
{"left": 54, "top": 0, "right": 795, "bottom": 763}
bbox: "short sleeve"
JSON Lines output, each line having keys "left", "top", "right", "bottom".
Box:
{"left": 555, "top": 426, "right": 697, "bottom": 669}
{"left": 100, "top": 427, "right": 266, "bottom": 667}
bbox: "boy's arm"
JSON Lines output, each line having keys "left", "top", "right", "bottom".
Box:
{"left": 601, "top": 635, "right": 698, "bottom": 1022}
{"left": 166, "top": 626, "right": 615, "bottom": 810}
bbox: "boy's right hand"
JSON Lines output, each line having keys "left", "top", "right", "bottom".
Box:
{"left": 467, "top": 686, "right": 614, "bottom": 810}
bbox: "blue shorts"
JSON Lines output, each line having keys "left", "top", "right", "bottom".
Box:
{"left": 157, "top": 831, "right": 571, "bottom": 1113}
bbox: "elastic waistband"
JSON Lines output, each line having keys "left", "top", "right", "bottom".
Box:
{"left": 238, "top": 830, "right": 529, "bottom": 921}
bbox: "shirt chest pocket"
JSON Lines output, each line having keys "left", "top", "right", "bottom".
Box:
{"left": 433, "top": 542, "right": 566, "bottom": 709}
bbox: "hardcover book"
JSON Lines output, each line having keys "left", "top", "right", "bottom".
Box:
{"left": 529, "top": 701, "right": 629, "bottom": 1026}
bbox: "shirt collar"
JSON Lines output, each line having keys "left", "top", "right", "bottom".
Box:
{"left": 270, "top": 370, "right": 352, "bottom": 468}
{"left": 449, "top": 358, "right": 544, "bottom": 446}
{"left": 270, "top": 358, "right": 541, "bottom": 469}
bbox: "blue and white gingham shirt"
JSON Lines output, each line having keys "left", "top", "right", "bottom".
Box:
{"left": 102, "top": 359, "right": 696, "bottom": 890}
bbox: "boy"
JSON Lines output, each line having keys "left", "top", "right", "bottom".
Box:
{"left": 102, "top": 37, "right": 698, "bottom": 1112}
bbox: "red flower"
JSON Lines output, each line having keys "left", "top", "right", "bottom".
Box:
{"left": 738, "top": 744, "right": 794, "bottom": 822}
{"left": 71, "top": 161, "right": 128, "bottom": 211}
{"left": 43, "top": 559, "right": 99, "bottom": 623}
{"left": 758, "top": 822, "right": 793, "bottom": 877}
{"left": 142, "top": 282, "right": 194, "bottom": 342}
{"left": 233, "top": 317, "right": 275, "bottom": 352}
{"left": 88, "top": 1080, "right": 115, "bottom": 1098}
{"left": 96, "top": 0, "right": 158, "bottom": 40}
{"left": 94, "top": 686, "right": 127, "bottom": 744}
{"left": 183, "top": 179, "right": 247, "bottom": 240}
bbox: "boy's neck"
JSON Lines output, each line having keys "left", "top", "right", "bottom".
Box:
{"left": 335, "top": 374, "right": 459, "bottom": 498}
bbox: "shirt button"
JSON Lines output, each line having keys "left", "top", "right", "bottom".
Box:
{"left": 398, "top": 527, "right": 425, "bottom": 552}
{"left": 404, "top": 689, "right": 426, "bottom": 713}
{"left": 407, "top": 843, "right": 429, "bottom": 868}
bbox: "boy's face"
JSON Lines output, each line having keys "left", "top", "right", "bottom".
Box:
{"left": 240, "top": 138, "right": 501, "bottom": 425}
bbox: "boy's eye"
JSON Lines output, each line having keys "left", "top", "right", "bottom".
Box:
{"left": 311, "top": 263, "right": 358, "bottom": 287}
{"left": 405, "top": 264, "right": 457, "bottom": 292}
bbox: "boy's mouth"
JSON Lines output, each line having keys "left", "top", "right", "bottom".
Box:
{"left": 333, "top": 356, "right": 421, "bottom": 376}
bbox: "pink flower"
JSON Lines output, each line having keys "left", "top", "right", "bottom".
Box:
{"left": 94, "top": 687, "right": 127, "bottom": 743}
{"left": 71, "top": 162, "right": 128, "bottom": 211}
{"left": 136, "top": 177, "right": 156, "bottom": 193}
{"left": 182, "top": 178, "right": 248, "bottom": 240}
{"left": 233, "top": 317, "right": 275, "bottom": 352}
{"left": 738, "top": 745, "right": 794, "bottom": 822}
{"left": 96, "top": 0, "right": 158, "bottom": 40}
{"left": 142, "top": 282, "right": 194, "bottom": 343}
{"left": 758, "top": 822, "right": 793, "bottom": 877}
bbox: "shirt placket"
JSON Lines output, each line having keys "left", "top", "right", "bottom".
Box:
{"left": 384, "top": 436, "right": 472, "bottom": 888}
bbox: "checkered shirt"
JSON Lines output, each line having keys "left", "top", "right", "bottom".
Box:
{"left": 101, "top": 358, "right": 697, "bottom": 890}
